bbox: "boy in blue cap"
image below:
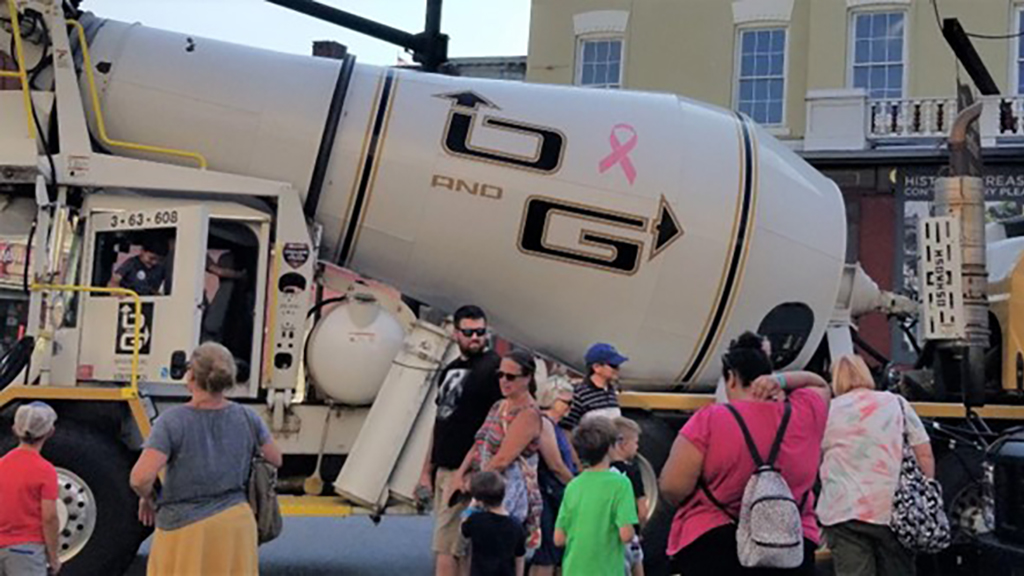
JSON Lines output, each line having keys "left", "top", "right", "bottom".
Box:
{"left": 560, "top": 343, "right": 628, "bottom": 433}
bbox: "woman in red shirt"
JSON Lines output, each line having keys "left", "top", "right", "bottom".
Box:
{"left": 659, "top": 333, "right": 831, "bottom": 575}
{"left": 0, "top": 402, "right": 61, "bottom": 575}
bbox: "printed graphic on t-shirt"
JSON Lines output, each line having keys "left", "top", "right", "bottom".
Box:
{"left": 116, "top": 257, "right": 166, "bottom": 295}
{"left": 437, "top": 368, "right": 470, "bottom": 420}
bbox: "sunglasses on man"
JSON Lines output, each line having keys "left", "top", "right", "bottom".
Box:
{"left": 459, "top": 328, "right": 488, "bottom": 338}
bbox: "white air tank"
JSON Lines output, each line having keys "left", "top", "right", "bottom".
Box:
{"left": 305, "top": 295, "right": 405, "bottom": 405}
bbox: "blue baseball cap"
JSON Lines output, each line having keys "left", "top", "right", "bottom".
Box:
{"left": 585, "top": 343, "right": 628, "bottom": 367}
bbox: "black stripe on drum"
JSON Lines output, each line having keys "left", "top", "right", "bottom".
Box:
{"left": 337, "top": 68, "right": 397, "bottom": 267}
{"left": 305, "top": 53, "right": 357, "bottom": 220}
{"left": 680, "top": 115, "right": 756, "bottom": 383}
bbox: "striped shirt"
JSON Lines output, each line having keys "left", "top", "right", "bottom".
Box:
{"left": 561, "top": 378, "right": 621, "bottom": 430}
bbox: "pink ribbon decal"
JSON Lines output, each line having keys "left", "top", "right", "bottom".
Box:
{"left": 598, "top": 123, "right": 638, "bottom": 185}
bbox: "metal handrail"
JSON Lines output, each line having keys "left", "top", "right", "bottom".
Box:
{"left": 30, "top": 283, "right": 142, "bottom": 395}
{"left": 2, "top": 0, "right": 36, "bottom": 139}
{"left": 67, "top": 19, "right": 208, "bottom": 169}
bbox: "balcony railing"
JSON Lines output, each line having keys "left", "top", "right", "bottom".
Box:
{"left": 997, "top": 97, "right": 1024, "bottom": 137}
{"left": 868, "top": 98, "right": 958, "bottom": 139}
{"left": 804, "top": 89, "right": 1024, "bottom": 152}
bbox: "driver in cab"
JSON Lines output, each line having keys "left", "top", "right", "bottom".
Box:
{"left": 107, "top": 239, "right": 169, "bottom": 296}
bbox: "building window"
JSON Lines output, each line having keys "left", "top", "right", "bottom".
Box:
{"left": 577, "top": 38, "right": 623, "bottom": 88}
{"left": 851, "top": 11, "right": 905, "bottom": 99}
{"left": 736, "top": 28, "right": 786, "bottom": 125}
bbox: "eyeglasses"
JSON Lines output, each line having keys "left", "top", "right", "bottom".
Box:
{"left": 459, "top": 328, "right": 488, "bottom": 338}
{"left": 497, "top": 371, "right": 524, "bottom": 381}
{"left": 605, "top": 363, "right": 621, "bottom": 370}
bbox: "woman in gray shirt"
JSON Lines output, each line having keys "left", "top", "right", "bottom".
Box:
{"left": 130, "top": 342, "right": 282, "bottom": 575}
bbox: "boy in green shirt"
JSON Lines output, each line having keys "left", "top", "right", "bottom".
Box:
{"left": 554, "top": 417, "right": 638, "bottom": 576}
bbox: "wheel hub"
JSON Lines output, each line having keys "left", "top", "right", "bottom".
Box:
{"left": 637, "top": 454, "right": 659, "bottom": 522}
{"left": 55, "top": 468, "right": 98, "bottom": 561}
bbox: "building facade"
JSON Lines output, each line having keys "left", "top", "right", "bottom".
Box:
{"left": 446, "top": 56, "right": 527, "bottom": 80}
{"left": 527, "top": 0, "right": 1024, "bottom": 362}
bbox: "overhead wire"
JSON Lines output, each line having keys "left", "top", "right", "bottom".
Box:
{"left": 928, "top": 0, "right": 962, "bottom": 89}
{"left": 930, "top": 0, "right": 943, "bottom": 33}
{"left": 932, "top": 0, "right": 1024, "bottom": 40}
{"left": 965, "top": 30, "right": 1024, "bottom": 41}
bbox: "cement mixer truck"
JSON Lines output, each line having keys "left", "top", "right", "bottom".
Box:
{"left": 1, "top": 1, "right": 1022, "bottom": 574}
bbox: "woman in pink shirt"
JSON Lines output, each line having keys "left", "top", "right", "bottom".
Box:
{"left": 659, "top": 332, "right": 830, "bottom": 575}
{"left": 817, "top": 354, "right": 933, "bottom": 576}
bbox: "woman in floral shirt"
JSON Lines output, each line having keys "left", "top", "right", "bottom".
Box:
{"left": 448, "top": 350, "right": 544, "bottom": 552}
{"left": 817, "top": 354, "right": 934, "bottom": 576}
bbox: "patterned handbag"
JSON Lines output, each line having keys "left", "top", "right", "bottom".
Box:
{"left": 889, "top": 399, "right": 951, "bottom": 554}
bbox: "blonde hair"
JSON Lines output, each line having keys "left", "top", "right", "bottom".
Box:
{"left": 536, "top": 376, "right": 574, "bottom": 409}
{"left": 190, "top": 342, "right": 237, "bottom": 394}
{"left": 613, "top": 416, "right": 641, "bottom": 439}
{"left": 831, "top": 354, "right": 875, "bottom": 396}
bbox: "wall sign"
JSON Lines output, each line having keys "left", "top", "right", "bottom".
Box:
{"left": 897, "top": 165, "right": 1024, "bottom": 201}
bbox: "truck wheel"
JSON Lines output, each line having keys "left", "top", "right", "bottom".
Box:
{"left": 39, "top": 423, "right": 148, "bottom": 576}
{"left": 627, "top": 411, "right": 678, "bottom": 576}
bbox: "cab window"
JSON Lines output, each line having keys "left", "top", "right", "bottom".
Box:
{"left": 91, "top": 229, "right": 175, "bottom": 297}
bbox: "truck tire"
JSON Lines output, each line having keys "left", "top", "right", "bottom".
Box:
{"left": 626, "top": 410, "right": 678, "bottom": 576}
{"left": 0, "top": 422, "right": 149, "bottom": 576}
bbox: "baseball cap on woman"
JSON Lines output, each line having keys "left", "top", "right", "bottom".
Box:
{"left": 13, "top": 401, "right": 57, "bottom": 441}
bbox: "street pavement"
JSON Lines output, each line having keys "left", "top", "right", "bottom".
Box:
{"left": 126, "top": 516, "right": 435, "bottom": 575}
{"left": 124, "top": 515, "right": 837, "bottom": 575}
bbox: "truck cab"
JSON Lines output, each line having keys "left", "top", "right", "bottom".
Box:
{"left": 64, "top": 196, "right": 270, "bottom": 394}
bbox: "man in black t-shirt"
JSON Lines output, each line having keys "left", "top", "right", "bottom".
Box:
{"left": 419, "top": 305, "right": 502, "bottom": 576}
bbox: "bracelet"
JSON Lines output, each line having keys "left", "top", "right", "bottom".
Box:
{"left": 776, "top": 373, "right": 788, "bottom": 390}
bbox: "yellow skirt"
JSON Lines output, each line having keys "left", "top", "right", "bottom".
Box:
{"left": 147, "top": 503, "right": 259, "bottom": 575}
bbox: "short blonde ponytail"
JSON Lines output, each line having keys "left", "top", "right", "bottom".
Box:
{"left": 831, "top": 354, "right": 874, "bottom": 396}
{"left": 190, "top": 342, "right": 237, "bottom": 394}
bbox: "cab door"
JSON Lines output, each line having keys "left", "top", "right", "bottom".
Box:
{"left": 78, "top": 205, "right": 208, "bottom": 385}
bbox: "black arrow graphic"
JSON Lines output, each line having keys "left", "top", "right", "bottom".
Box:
{"left": 434, "top": 90, "right": 500, "bottom": 110}
{"left": 650, "top": 195, "right": 683, "bottom": 260}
